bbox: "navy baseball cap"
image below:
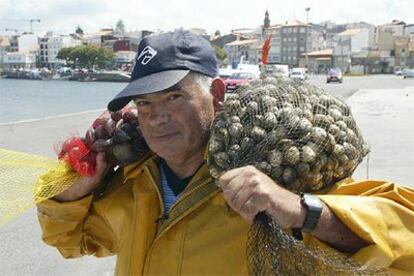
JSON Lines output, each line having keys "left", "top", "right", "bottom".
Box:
{"left": 107, "top": 29, "right": 218, "bottom": 111}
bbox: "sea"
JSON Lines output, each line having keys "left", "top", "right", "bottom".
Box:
{"left": 0, "top": 78, "right": 126, "bottom": 124}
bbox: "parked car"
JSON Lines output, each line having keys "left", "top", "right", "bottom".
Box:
{"left": 395, "top": 70, "right": 403, "bottom": 76}
{"left": 289, "top": 70, "right": 307, "bottom": 81}
{"left": 327, "top": 68, "right": 343, "bottom": 83}
{"left": 224, "top": 72, "right": 256, "bottom": 92}
{"left": 402, "top": 69, "right": 414, "bottom": 79}
{"left": 218, "top": 68, "right": 236, "bottom": 80}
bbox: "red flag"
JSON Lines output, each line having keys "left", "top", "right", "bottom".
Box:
{"left": 261, "top": 35, "right": 272, "bottom": 65}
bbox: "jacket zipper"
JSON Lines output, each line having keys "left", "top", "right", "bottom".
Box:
{"left": 143, "top": 176, "right": 216, "bottom": 274}
{"left": 144, "top": 165, "right": 165, "bottom": 221}
{"left": 156, "top": 176, "right": 214, "bottom": 238}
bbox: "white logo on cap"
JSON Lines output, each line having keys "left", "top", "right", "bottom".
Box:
{"left": 137, "top": 46, "right": 157, "bottom": 65}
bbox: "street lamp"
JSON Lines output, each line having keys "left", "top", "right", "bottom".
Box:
{"left": 305, "top": 7, "right": 310, "bottom": 72}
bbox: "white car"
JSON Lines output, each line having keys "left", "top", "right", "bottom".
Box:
{"left": 290, "top": 71, "right": 306, "bottom": 81}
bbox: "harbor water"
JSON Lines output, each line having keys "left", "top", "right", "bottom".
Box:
{"left": 0, "top": 79, "right": 126, "bottom": 123}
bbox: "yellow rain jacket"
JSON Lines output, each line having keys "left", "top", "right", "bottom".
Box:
{"left": 37, "top": 155, "right": 414, "bottom": 275}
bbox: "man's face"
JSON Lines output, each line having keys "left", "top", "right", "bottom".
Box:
{"left": 134, "top": 74, "right": 215, "bottom": 164}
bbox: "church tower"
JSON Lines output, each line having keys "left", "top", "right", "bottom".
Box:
{"left": 264, "top": 10, "right": 270, "bottom": 28}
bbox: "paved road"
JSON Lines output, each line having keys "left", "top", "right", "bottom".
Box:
{"left": 0, "top": 75, "right": 413, "bottom": 275}
{"left": 309, "top": 73, "right": 414, "bottom": 100}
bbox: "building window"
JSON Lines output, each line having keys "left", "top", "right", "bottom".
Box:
{"left": 300, "top": 28, "right": 305, "bottom": 33}
{"left": 293, "top": 37, "right": 297, "bottom": 42}
{"left": 300, "top": 46, "right": 305, "bottom": 52}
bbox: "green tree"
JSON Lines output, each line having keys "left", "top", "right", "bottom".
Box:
{"left": 213, "top": 45, "right": 228, "bottom": 67}
{"left": 214, "top": 30, "right": 221, "bottom": 36}
{"left": 57, "top": 45, "right": 115, "bottom": 69}
{"left": 75, "top": 26, "right": 84, "bottom": 35}
{"left": 115, "top": 20, "right": 126, "bottom": 35}
{"left": 56, "top": 47, "right": 74, "bottom": 61}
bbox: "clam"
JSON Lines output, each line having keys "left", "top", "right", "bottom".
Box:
{"left": 251, "top": 126, "right": 266, "bottom": 142}
{"left": 228, "top": 123, "right": 243, "bottom": 141}
{"left": 284, "top": 146, "right": 300, "bottom": 165}
{"left": 301, "top": 145, "right": 316, "bottom": 163}
{"left": 214, "top": 152, "right": 230, "bottom": 168}
{"left": 311, "top": 127, "right": 328, "bottom": 143}
{"left": 268, "top": 149, "right": 283, "bottom": 166}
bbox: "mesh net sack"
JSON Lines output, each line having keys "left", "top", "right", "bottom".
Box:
{"left": 208, "top": 76, "right": 369, "bottom": 192}
{"left": 207, "top": 76, "right": 387, "bottom": 275}
{"left": 0, "top": 148, "right": 78, "bottom": 225}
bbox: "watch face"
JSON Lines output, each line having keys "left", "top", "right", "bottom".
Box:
{"left": 303, "top": 194, "right": 323, "bottom": 212}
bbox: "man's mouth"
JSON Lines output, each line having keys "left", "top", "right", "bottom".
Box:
{"left": 153, "top": 132, "right": 179, "bottom": 142}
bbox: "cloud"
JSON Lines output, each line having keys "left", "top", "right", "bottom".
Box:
{"left": 0, "top": 0, "right": 413, "bottom": 36}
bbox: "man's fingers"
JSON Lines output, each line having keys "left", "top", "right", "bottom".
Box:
{"left": 219, "top": 167, "right": 249, "bottom": 186}
{"left": 94, "top": 152, "right": 108, "bottom": 177}
{"left": 225, "top": 178, "right": 249, "bottom": 210}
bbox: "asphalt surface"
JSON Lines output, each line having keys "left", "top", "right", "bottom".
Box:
{"left": 0, "top": 74, "right": 413, "bottom": 275}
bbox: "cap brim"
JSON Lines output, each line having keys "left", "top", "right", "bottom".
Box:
{"left": 108, "top": 70, "right": 190, "bottom": 111}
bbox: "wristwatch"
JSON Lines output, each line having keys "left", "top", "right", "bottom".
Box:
{"left": 292, "top": 193, "right": 323, "bottom": 240}
{"left": 299, "top": 193, "right": 323, "bottom": 232}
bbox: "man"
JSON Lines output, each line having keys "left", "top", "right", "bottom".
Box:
{"left": 37, "top": 29, "right": 414, "bottom": 275}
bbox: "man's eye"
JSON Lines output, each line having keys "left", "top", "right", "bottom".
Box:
{"left": 136, "top": 101, "right": 149, "bottom": 106}
{"left": 168, "top": 94, "right": 182, "bottom": 101}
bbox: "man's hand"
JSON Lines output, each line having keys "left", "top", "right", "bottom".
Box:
{"left": 218, "top": 165, "right": 305, "bottom": 228}
{"left": 53, "top": 152, "right": 110, "bottom": 202}
{"left": 218, "top": 165, "right": 367, "bottom": 253}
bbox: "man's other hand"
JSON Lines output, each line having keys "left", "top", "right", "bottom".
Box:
{"left": 218, "top": 165, "right": 305, "bottom": 228}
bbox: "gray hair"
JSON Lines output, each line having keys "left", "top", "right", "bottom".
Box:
{"left": 187, "top": 72, "right": 213, "bottom": 95}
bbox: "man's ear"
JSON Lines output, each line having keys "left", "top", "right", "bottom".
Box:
{"left": 210, "top": 77, "right": 225, "bottom": 111}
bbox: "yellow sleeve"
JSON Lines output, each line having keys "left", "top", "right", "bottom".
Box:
{"left": 317, "top": 179, "right": 414, "bottom": 274}
{"left": 35, "top": 156, "right": 151, "bottom": 260}
{"left": 37, "top": 194, "right": 119, "bottom": 258}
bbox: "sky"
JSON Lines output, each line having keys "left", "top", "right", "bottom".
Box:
{"left": 0, "top": 0, "right": 413, "bottom": 36}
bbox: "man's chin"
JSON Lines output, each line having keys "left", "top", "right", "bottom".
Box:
{"left": 149, "top": 144, "right": 182, "bottom": 160}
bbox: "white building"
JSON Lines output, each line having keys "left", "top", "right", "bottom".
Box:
{"left": 2, "top": 52, "right": 36, "bottom": 71}
{"left": 18, "top": 33, "right": 39, "bottom": 53}
{"left": 333, "top": 28, "right": 371, "bottom": 70}
{"left": 0, "top": 37, "right": 11, "bottom": 68}
{"left": 405, "top": 24, "right": 414, "bottom": 36}
{"left": 379, "top": 20, "right": 405, "bottom": 36}
{"left": 39, "top": 32, "right": 82, "bottom": 68}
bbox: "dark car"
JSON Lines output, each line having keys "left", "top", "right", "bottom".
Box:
{"left": 224, "top": 72, "right": 256, "bottom": 92}
{"left": 327, "top": 68, "right": 343, "bottom": 83}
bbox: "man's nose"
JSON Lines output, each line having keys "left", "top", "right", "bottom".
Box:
{"left": 148, "top": 104, "right": 170, "bottom": 126}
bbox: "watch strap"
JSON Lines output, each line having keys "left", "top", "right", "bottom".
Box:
{"left": 300, "top": 193, "right": 323, "bottom": 232}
